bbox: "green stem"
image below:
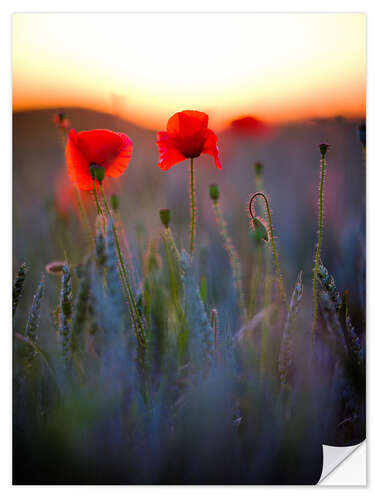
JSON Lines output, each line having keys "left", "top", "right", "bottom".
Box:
{"left": 92, "top": 180, "right": 104, "bottom": 217}
{"left": 189, "top": 158, "right": 196, "bottom": 258}
{"left": 211, "top": 309, "right": 219, "bottom": 362}
{"left": 248, "top": 244, "right": 262, "bottom": 318}
{"left": 165, "top": 227, "right": 180, "bottom": 264}
{"left": 249, "top": 192, "right": 289, "bottom": 311}
{"left": 74, "top": 186, "right": 94, "bottom": 249}
{"left": 312, "top": 154, "right": 326, "bottom": 344}
{"left": 260, "top": 266, "right": 272, "bottom": 378}
{"left": 114, "top": 211, "right": 135, "bottom": 287}
{"left": 254, "top": 171, "right": 272, "bottom": 377}
{"left": 98, "top": 183, "right": 147, "bottom": 362}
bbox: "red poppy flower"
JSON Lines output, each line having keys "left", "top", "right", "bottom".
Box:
{"left": 65, "top": 129, "right": 133, "bottom": 190}
{"left": 230, "top": 116, "right": 270, "bottom": 137}
{"left": 156, "top": 110, "right": 221, "bottom": 170}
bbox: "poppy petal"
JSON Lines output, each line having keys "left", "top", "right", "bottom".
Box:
{"left": 167, "top": 110, "right": 208, "bottom": 139}
{"left": 76, "top": 129, "right": 125, "bottom": 166}
{"left": 65, "top": 129, "right": 93, "bottom": 190}
{"left": 202, "top": 129, "right": 222, "bottom": 169}
{"left": 104, "top": 133, "right": 133, "bottom": 178}
{"left": 156, "top": 132, "right": 187, "bottom": 170}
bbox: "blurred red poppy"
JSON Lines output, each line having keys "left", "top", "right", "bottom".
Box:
{"left": 55, "top": 168, "right": 76, "bottom": 219}
{"left": 53, "top": 112, "right": 70, "bottom": 131}
{"left": 156, "top": 110, "right": 221, "bottom": 170}
{"left": 65, "top": 129, "right": 133, "bottom": 190}
{"left": 230, "top": 116, "right": 270, "bottom": 137}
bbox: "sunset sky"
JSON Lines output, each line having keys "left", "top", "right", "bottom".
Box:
{"left": 12, "top": 13, "right": 366, "bottom": 130}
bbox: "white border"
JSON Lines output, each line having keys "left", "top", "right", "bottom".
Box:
{"left": 2, "top": 1, "right": 372, "bottom": 496}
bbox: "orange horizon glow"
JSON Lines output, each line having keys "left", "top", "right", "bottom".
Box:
{"left": 12, "top": 13, "right": 366, "bottom": 131}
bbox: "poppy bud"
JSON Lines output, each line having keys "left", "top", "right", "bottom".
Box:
{"left": 110, "top": 194, "right": 120, "bottom": 212}
{"left": 251, "top": 217, "right": 269, "bottom": 242}
{"left": 90, "top": 164, "right": 105, "bottom": 183}
{"left": 319, "top": 144, "right": 330, "bottom": 157}
{"left": 159, "top": 209, "right": 170, "bottom": 228}
{"left": 209, "top": 184, "right": 220, "bottom": 201}
{"left": 357, "top": 122, "right": 366, "bottom": 148}
{"left": 254, "top": 162, "right": 263, "bottom": 176}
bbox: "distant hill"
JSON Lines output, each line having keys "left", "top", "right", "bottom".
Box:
{"left": 13, "top": 106, "right": 157, "bottom": 173}
{"left": 13, "top": 107, "right": 159, "bottom": 205}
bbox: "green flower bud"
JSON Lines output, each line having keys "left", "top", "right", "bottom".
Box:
{"left": 90, "top": 164, "right": 105, "bottom": 183}
{"left": 159, "top": 209, "right": 171, "bottom": 228}
{"left": 251, "top": 217, "right": 269, "bottom": 242}
{"left": 110, "top": 194, "right": 120, "bottom": 212}
{"left": 319, "top": 144, "right": 330, "bottom": 157}
{"left": 209, "top": 184, "right": 220, "bottom": 201}
{"left": 254, "top": 162, "right": 263, "bottom": 176}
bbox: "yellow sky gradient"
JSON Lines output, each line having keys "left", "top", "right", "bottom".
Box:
{"left": 12, "top": 13, "right": 366, "bottom": 130}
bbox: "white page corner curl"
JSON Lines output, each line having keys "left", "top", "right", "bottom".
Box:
{"left": 318, "top": 441, "right": 366, "bottom": 485}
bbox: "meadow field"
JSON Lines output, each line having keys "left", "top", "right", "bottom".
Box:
{"left": 12, "top": 108, "right": 365, "bottom": 484}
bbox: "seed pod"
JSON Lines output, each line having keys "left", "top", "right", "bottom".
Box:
{"left": 159, "top": 209, "right": 171, "bottom": 228}
{"left": 13, "top": 263, "right": 27, "bottom": 317}
{"left": 25, "top": 274, "right": 45, "bottom": 342}
{"left": 90, "top": 164, "right": 105, "bottom": 183}
{"left": 251, "top": 217, "right": 269, "bottom": 242}
{"left": 319, "top": 143, "right": 330, "bottom": 157}
{"left": 209, "top": 184, "right": 220, "bottom": 201}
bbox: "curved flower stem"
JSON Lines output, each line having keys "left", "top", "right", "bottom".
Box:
{"left": 312, "top": 153, "right": 327, "bottom": 345}
{"left": 212, "top": 198, "right": 247, "bottom": 322}
{"left": 98, "top": 184, "right": 147, "bottom": 363}
{"left": 189, "top": 158, "right": 196, "bottom": 258}
{"left": 249, "top": 192, "right": 290, "bottom": 312}
{"left": 254, "top": 170, "right": 272, "bottom": 378}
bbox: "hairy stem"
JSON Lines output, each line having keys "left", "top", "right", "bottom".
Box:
{"left": 98, "top": 184, "right": 147, "bottom": 365}
{"left": 249, "top": 192, "right": 289, "bottom": 311}
{"left": 248, "top": 244, "right": 262, "bottom": 319}
{"left": 254, "top": 171, "right": 272, "bottom": 376}
{"left": 312, "top": 154, "right": 326, "bottom": 344}
{"left": 189, "top": 158, "right": 196, "bottom": 258}
{"left": 211, "top": 308, "right": 219, "bottom": 363}
{"left": 92, "top": 180, "right": 104, "bottom": 217}
{"left": 165, "top": 227, "right": 180, "bottom": 264}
